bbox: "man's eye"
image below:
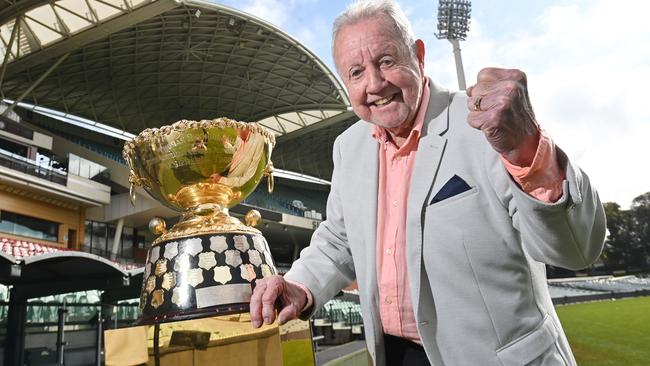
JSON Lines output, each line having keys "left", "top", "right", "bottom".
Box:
{"left": 349, "top": 69, "right": 362, "bottom": 78}
{"left": 380, "top": 58, "right": 394, "bottom": 67}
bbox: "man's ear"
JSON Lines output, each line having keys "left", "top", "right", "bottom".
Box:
{"left": 415, "top": 39, "right": 426, "bottom": 68}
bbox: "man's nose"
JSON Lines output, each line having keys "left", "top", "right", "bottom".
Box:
{"left": 366, "top": 67, "right": 386, "bottom": 94}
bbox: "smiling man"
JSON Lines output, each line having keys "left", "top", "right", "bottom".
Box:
{"left": 335, "top": 15, "right": 426, "bottom": 147}
{"left": 249, "top": 1, "right": 606, "bottom": 365}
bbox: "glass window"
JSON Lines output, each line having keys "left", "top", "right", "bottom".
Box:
{"left": 134, "top": 228, "right": 146, "bottom": 249}
{"left": 0, "top": 211, "right": 58, "bottom": 241}
{"left": 107, "top": 224, "right": 117, "bottom": 256}
{"left": 92, "top": 221, "right": 107, "bottom": 255}
{"left": 83, "top": 220, "right": 148, "bottom": 260}
{"left": 122, "top": 226, "right": 133, "bottom": 258}
{"left": 84, "top": 220, "right": 93, "bottom": 252}
{"left": 0, "top": 137, "right": 28, "bottom": 157}
{"left": 68, "top": 153, "right": 106, "bottom": 179}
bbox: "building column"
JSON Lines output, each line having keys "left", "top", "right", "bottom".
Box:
{"left": 4, "top": 287, "right": 27, "bottom": 366}
{"left": 292, "top": 242, "right": 301, "bottom": 262}
{"left": 110, "top": 218, "right": 124, "bottom": 261}
{"left": 76, "top": 207, "right": 86, "bottom": 251}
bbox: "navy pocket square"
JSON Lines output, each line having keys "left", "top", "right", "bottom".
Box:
{"left": 430, "top": 175, "right": 471, "bottom": 204}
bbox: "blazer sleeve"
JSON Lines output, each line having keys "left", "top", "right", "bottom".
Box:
{"left": 490, "top": 145, "right": 607, "bottom": 270}
{"left": 283, "top": 136, "right": 356, "bottom": 317}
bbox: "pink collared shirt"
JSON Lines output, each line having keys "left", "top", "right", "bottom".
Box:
{"left": 371, "top": 79, "right": 564, "bottom": 342}
{"left": 372, "top": 79, "right": 430, "bottom": 342}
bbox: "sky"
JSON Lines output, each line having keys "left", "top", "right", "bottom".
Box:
{"left": 216, "top": 0, "right": 650, "bottom": 209}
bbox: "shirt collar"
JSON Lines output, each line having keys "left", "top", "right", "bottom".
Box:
{"left": 371, "top": 77, "right": 431, "bottom": 146}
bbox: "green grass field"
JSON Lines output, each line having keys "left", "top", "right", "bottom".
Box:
{"left": 556, "top": 296, "right": 650, "bottom": 366}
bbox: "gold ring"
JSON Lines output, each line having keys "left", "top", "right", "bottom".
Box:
{"left": 473, "top": 96, "right": 483, "bottom": 111}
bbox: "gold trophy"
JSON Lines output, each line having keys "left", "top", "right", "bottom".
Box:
{"left": 123, "top": 118, "right": 277, "bottom": 325}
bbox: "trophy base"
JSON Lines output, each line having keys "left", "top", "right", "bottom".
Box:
{"left": 104, "top": 316, "right": 316, "bottom": 366}
{"left": 138, "top": 303, "right": 250, "bottom": 325}
{"left": 139, "top": 231, "right": 277, "bottom": 325}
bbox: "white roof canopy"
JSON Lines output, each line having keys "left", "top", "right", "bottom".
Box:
{"left": 0, "top": 0, "right": 350, "bottom": 137}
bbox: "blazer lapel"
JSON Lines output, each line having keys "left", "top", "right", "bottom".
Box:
{"left": 406, "top": 83, "right": 451, "bottom": 317}
{"left": 352, "top": 131, "right": 380, "bottom": 312}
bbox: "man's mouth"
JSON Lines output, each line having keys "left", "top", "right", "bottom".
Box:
{"left": 371, "top": 95, "right": 394, "bottom": 106}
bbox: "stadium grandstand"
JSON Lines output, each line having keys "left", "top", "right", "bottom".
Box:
{"left": 0, "top": 0, "right": 358, "bottom": 364}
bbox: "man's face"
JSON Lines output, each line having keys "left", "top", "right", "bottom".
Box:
{"left": 334, "top": 16, "right": 425, "bottom": 132}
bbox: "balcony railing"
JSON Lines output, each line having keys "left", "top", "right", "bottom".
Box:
{"left": 80, "top": 245, "right": 142, "bottom": 269}
{"left": 0, "top": 148, "right": 67, "bottom": 185}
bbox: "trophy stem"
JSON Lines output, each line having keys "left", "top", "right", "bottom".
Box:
{"left": 171, "top": 182, "right": 241, "bottom": 209}
{"left": 182, "top": 203, "right": 232, "bottom": 226}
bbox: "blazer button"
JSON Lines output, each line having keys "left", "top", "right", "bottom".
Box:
{"left": 420, "top": 321, "right": 429, "bottom": 326}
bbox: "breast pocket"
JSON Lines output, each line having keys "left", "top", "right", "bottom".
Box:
{"left": 422, "top": 184, "right": 483, "bottom": 265}
{"left": 426, "top": 185, "right": 479, "bottom": 209}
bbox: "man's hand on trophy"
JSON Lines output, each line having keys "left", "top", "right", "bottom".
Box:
{"left": 466, "top": 67, "right": 540, "bottom": 167}
{"left": 250, "top": 275, "right": 308, "bottom": 328}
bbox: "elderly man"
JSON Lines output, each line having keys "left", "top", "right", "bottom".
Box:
{"left": 250, "top": 1, "right": 606, "bottom": 365}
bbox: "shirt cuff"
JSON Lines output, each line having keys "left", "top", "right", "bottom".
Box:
{"left": 285, "top": 280, "right": 314, "bottom": 313}
{"left": 500, "top": 130, "right": 565, "bottom": 203}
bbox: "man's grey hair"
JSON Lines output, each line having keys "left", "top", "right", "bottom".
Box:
{"left": 332, "top": 0, "right": 417, "bottom": 65}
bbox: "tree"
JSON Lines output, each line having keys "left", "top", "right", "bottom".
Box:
{"left": 629, "top": 192, "right": 650, "bottom": 269}
{"left": 602, "top": 202, "right": 633, "bottom": 271}
{"left": 551, "top": 192, "right": 650, "bottom": 276}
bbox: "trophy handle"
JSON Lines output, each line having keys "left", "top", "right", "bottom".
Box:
{"left": 264, "top": 163, "right": 274, "bottom": 193}
{"left": 124, "top": 152, "right": 138, "bottom": 205}
{"left": 128, "top": 171, "right": 143, "bottom": 206}
{"left": 129, "top": 184, "right": 136, "bottom": 205}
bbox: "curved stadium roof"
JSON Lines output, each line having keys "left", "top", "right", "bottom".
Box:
{"left": 0, "top": 0, "right": 357, "bottom": 180}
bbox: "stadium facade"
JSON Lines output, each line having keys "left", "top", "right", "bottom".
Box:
{"left": 0, "top": 0, "right": 358, "bottom": 266}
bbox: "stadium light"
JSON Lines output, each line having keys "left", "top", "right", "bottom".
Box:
{"left": 435, "top": 0, "right": 471, "bottom": 90}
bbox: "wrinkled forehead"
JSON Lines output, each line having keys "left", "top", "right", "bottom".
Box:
{"left": 334, "top": 14, "right": 395, "bottom": 45}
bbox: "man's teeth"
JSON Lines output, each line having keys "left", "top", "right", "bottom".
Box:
{"left": 374, "top": 95, "right": 394, "bottom": 106}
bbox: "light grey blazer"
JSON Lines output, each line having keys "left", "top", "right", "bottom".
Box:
{"left": 284, "top": 81, "right": 606, "bottom": 366}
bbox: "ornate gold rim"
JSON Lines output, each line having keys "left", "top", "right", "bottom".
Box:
{"left": 122, "top": 117, "right": 276, "bottom": 161}
{"left": 152, "top": 224, "right": 262, "bottom": 246}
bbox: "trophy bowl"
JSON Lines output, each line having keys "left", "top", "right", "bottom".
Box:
{"left": 123, "top": 118, "right": 278, "bottom": 324}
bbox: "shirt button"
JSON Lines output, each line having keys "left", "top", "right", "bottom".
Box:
{"left": 386, "top": 248, "right": 393, "bottom": 255}
{"left": 392, "top": 200, "right": 398, "bottom": 207}
{"left": 396, "top": 156, "right": 402, "bottom": 161}
{"left": 385, "top": 296, "right": 392, "bottom": 304}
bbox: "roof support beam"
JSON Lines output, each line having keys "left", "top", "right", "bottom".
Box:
{"left": 4, "top": 0, "right": 179, "bottom": 77}
{"left": 2, "top": 51, "right": 70, "bottom": 116}
{"left": 0, "top": 0, "right": 43, "bottom": 25}
{"left": 0, "top": 14, "right": 20, "bottom": 98}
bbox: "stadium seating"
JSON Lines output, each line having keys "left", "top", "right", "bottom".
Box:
{"left": 311, "top": 293, "right": 364, "bottom": 345}
{"left": 66, "top": 136, "right": 126, "bottom": 165}
{"left": 0, "top": 237, "right": 69, "bottom": 259}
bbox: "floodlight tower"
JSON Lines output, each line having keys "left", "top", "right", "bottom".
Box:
{"left": 435, "top": 0, "right": 471, "bottom": 90}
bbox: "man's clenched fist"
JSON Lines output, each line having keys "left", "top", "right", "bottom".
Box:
{"left": 466, "top": 67, "right": 540, "bottom": 166}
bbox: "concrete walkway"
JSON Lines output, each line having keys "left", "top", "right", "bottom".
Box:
{"left": 315, "top": 340, "right": 367, "bottom": 365}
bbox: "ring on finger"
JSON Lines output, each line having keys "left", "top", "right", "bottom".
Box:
{"left": 473, "top": 96, "right": 483, "bottom": 111}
